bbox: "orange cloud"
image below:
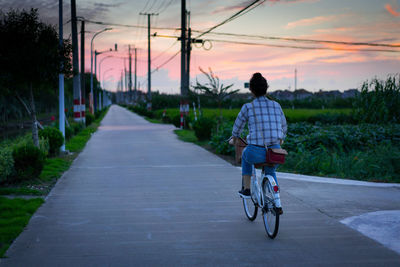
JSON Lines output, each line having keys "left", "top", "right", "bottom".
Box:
{"left": 285, "top": 15, "right": 337, "bottom": 29}
{"left": 385, "top": 3, "right": 400, "bottom": 17}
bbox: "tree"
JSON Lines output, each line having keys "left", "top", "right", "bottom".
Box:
{"left": 192, "top": 67, "right": 239, "bottom": 131}
{"left": 0, "top": 8, "right": 72, "bottom": 147}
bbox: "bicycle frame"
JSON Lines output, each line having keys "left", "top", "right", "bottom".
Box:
{"left": 251, "top": 165, "right": 281, "bottom": 209}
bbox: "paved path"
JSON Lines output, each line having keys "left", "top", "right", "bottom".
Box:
{"left": 1, "top": 105, "right": 399, "bottom": 266}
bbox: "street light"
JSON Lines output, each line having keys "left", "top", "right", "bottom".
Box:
{"left": 99, "top": 55, "right": 114, "bottom": 88}
{"left": 90, "top": 27, "right": 112, "bottom": 113}
{"left": 99, "top": 55, "right": 126, "bottom": 88}
{"left": 101, "top": 68, "right": 114, "bottom": 89}
{"left": 94, "top": 45, "right": 117, "bottom": 111}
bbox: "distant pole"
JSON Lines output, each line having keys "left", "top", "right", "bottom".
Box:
{"left": 140, "top": 12, "right": 158, "bottom": 110}
{"left": 124, "top": 67, "right": 129, "bottom": 94}
{"left": 71, "top": 0, "right": 81, "bottom": 122}
{"left": 94, "top": 50, "right": 98, "bottom": 111}
{"left": 147, "top": 14, "right": 151, "bottom": 109}
{"left": 59, "top": 0, "right": 65, "bottom": 152}
{"left": 134, "top": 47, "right": 137, "bottom": 103}
{"left": 129, "top": 45, "right": 132, "bottom": 103}
{"left": 80, "top": 19, "right": 85, "bottom": 123}
{"left": 295, "top": 67, "right": 297, "bottom": 91}
{"left": 186, "top": 12, "right": 191, "bottom": 94}
{"left": 180, "top": 0, "right": 187, "bottom": 97}
{"left": 90, "top": 28, "right": 112, "bottom": 114}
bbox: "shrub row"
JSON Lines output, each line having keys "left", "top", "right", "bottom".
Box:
{"left": 0, "top": 135, "right": 49, "bottom": 183}
{"left": 206, "top": 121, "right": 400, "bottom": 182}
{"left": 0, "top": 108, "right": 108, "bottom": 184}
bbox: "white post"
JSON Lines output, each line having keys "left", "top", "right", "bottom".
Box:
{"left": 59, "top": 0, "right": 65, "bottom": 151}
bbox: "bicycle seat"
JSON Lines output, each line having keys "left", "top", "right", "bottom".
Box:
{"left": 254, "top": 162, "right": 275, "bottom": 169}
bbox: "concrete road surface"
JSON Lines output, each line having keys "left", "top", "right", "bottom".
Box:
{"left": 1, "top": 105, "right": 399, "bottom": 266}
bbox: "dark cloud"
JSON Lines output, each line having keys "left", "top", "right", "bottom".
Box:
{"left": 212, "top": 0, "right": 316, "bottom": 14}
{"left": 0, "top": 0, "right": 117, "bottom": 27}
{"left": 93, "top": 2, "right": 126, "bottom": 13}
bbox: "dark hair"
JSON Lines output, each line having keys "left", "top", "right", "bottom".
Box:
{"left": 249, "top": 72, "right": 269, "bottom": 97}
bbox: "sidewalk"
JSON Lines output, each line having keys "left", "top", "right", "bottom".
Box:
{"left": 1, "top": 105, "right": 399, "bottom": 266}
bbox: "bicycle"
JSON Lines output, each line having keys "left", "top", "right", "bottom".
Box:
{"left": 228, "top": 136, "right": 282, "bottom": 239}
{"left": 241, "top": 162, "right": 282, "bottom": 239}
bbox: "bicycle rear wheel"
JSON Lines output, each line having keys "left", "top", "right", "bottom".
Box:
{"left": 242, "top": 196, "right": 258, "bottom": 221}
{"left": 262, "top": 178, "right": 279, "bottom": 238}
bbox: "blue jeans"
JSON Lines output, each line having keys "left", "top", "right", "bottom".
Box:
{"left": 242, "top": 144, "right": 281, "bottom": 184}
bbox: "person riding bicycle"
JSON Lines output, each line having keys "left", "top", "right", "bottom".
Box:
{"left": 231, "top": 73, "right": 287, "bottom": 201}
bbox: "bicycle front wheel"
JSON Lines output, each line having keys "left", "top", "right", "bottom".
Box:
{"left": 262, "top": 178, "right": 279, "bottom": 238}
{"left": 242, "top": 196, "right": 258, "bottom": 221}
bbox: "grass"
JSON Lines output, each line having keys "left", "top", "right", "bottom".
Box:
{"left": 66, "top": 125, "right": 97, "bottom": 152}
{"left": 0, "top": 107, "right": 110, "bottom": 258}
{"left": 154, "top": 108, "right": 351, "bottom": 123}
{"left": 66, "top": 107, "right": 109, "bottom": 153}
{"left": 0, "top": 187, "right": 43, "bottom": 196}
{"left": 174, "top": 129, "right": 200, "bottom": 144}
{"left": 39, "top": 157, "right": 72, "bottom": 182}
{"left": 146, "top": 118, "right": 163, "bottom": 124}
{"left": 0, "top": 197, "right": 44, "bottom": 257}
{"left": 283, "top": 108, "right": 351, "bottom": 121}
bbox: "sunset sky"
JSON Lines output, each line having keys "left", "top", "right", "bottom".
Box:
{"left": 1, "top": 0, "right": 400, "bottom": 94}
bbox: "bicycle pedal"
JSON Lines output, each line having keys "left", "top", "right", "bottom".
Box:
{"left": 275, "top": 207, "right": 283, "bottom": 215}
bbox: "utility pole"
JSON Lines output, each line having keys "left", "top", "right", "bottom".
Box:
{"left": 71, "top": 0, "right": 81, "bottom": 122}
{"left": 295, "top": 67, "right": 297, "bottom": 91}
{"left": 134, "top": 47, "right": 137, "bottom": 103}
{"left": 80, "top": 19, "right": 85, "bottom": 123}
{"left": 140, "top": 12, "right": 158, "bottom": 110}
{"left": 186, "top": 11, "right": 191, "bottom": 93}
{"left": 122, "top": 66, "right": 129, "bottom": 104}
{"left": 180, "top": 0, "right": 187, "bottom": 97}
{"left": 129, "top": 45, "right": 132, "bottom": 103}
{"left": 59, "top": 0, "right": 65, "bottom": 151}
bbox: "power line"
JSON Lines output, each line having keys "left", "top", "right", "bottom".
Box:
{"left": 153, "top": 0, "right": 167, "bottom": 13}
{"left": 153, "top": 50, "right": 180, "bottom": 72}
{"left": 194, "top": 31, "right": 400, "bottom": 48}
{"left": 207, "top": 38, "right": 400, "bottom": 53}
{"left": 195, "top": 0, "right": 265, "bottom": 38}
{"left": 146, "top": 0, "right": 159, "bottom": 13}
{"left": 140, "top": 49, "right": 180, "bottom": 86}
{"left": 158, "top": 0, "right": 176, "bottom": 14}
{"left": 152, "top": 40, "right": 179, "bottom": 61}
{"left": 154, "top": 33, "right": 400, "bottom": 52}
{"left": 84, "top": 19, "right": 178, "bottom": 31}
{"left": 140, "top": 0, "right": 152, "bottom": 13}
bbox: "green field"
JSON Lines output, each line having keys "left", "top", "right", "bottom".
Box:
{"left": 154, "top": 108, "right": 351, "bottom": 123}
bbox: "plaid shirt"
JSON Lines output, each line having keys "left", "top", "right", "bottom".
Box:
{"left": 232, "top": 96, "right": 287, "bottom": 146}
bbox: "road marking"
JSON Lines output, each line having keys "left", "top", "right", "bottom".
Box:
{"left": 341, "top": 210, "right": 400, "bottom": 255}
{"left": 277, "top": 172, "right": 400, "bottom": 188}
{"left": 236, "top": 167, "right": 400, "bottom": 188}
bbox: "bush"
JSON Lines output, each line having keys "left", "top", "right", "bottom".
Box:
{"left": 193, "top": 117, "right": 215, "bottom": 140}
{"left": 94, "top": 110, "right": 102, "bottom": 119}
{"left": 85, "top": 113, "right": 95, "bottom": 126}
{"left": 281, "top": 142, "right": 400, "bottom": 182}
{"left": 171, "top": 114, "right": 181, "bottom": 128}
{"left": 70, "top": 122, "right": 83, "bottom": 135}
{"left": 209, "top": 122, "right": 235, "bottom": 155}
{"left": 65, "top": 126, "right": 73, "bottom": 140}
{"left": 353, "top": 75, "right": 400, "bottom": 123}
{"left": 306, "top": 113, "right": 355, "bottom": 124}
{"left": 128, "top": 105, "right": 154, "bottom": 118}
{"left": 39, "top": 127, "right": 64, "bottom": 155}
{"left": 12, "top": 143, "right": 45, "bottom": 182}
{"left": 0, "top": 147, "right": 14, "bottom": 183}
